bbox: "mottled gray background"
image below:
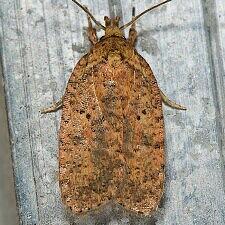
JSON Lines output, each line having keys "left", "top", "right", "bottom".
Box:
{"left": 1, "top": 0, "right": 225, "bottom": 224}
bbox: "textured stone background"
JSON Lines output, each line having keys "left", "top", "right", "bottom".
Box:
{"left": 0, "top": 53, "right": 19, "bottom": 225}
{"left": 0, "top": 0, "right": 225, "bottom": 224}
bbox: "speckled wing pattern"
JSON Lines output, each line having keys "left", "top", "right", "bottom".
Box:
{"left": 59, "top": 37, "right": 164, "bottom": 215}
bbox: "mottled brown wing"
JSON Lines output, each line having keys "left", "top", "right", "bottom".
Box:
{"left": 59, "top": 42, "right": 164, "bottom": 215}
{"left": 114, "top": 54, "right": 165, "bottom": 216}
{"left": 59, "top": 54, "right": 127, "bottom": 214}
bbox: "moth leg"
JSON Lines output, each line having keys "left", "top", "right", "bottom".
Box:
{"left": 160, "top": 90, "right": 187, "bottom": 110}
{"left": 87, "top": 15, "right": 98, "bottom": 45}
{"left": 128, "top": 7, "right": 137, "bottom": 46}
{"left": 41, "top": 98, "right": 63, "bottom": 114}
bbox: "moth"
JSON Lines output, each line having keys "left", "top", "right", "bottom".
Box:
{"left": 42, "top": 0, "right": 186, "bottom": 216}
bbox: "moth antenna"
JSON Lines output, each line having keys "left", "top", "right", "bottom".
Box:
{"left": 120, "top": 0, "right": 172, "bottom": 30}
{"left": 71, "top": 0, "right": 106, "bottom": 30}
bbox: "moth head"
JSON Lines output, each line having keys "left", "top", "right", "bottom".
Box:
{"left": 104, "top": 16, "right": 123, "bottom": 38}
{"left": 71, "top": 0, "right": 172, "bottom": 38}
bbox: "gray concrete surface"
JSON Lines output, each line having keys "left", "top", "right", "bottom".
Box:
{"left": 0, "top": 55, "right": 19, "bottom": 224}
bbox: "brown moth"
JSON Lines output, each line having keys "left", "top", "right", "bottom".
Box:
{"left": 42, "top": 0, "right": 186, "bottom": 216}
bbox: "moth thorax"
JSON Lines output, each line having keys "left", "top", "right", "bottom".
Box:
{"left": 108, "top": 51, "right": 122, "bottom": 67}
{"left": 104, "top": 16, "right": 123, "bottom": 38}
